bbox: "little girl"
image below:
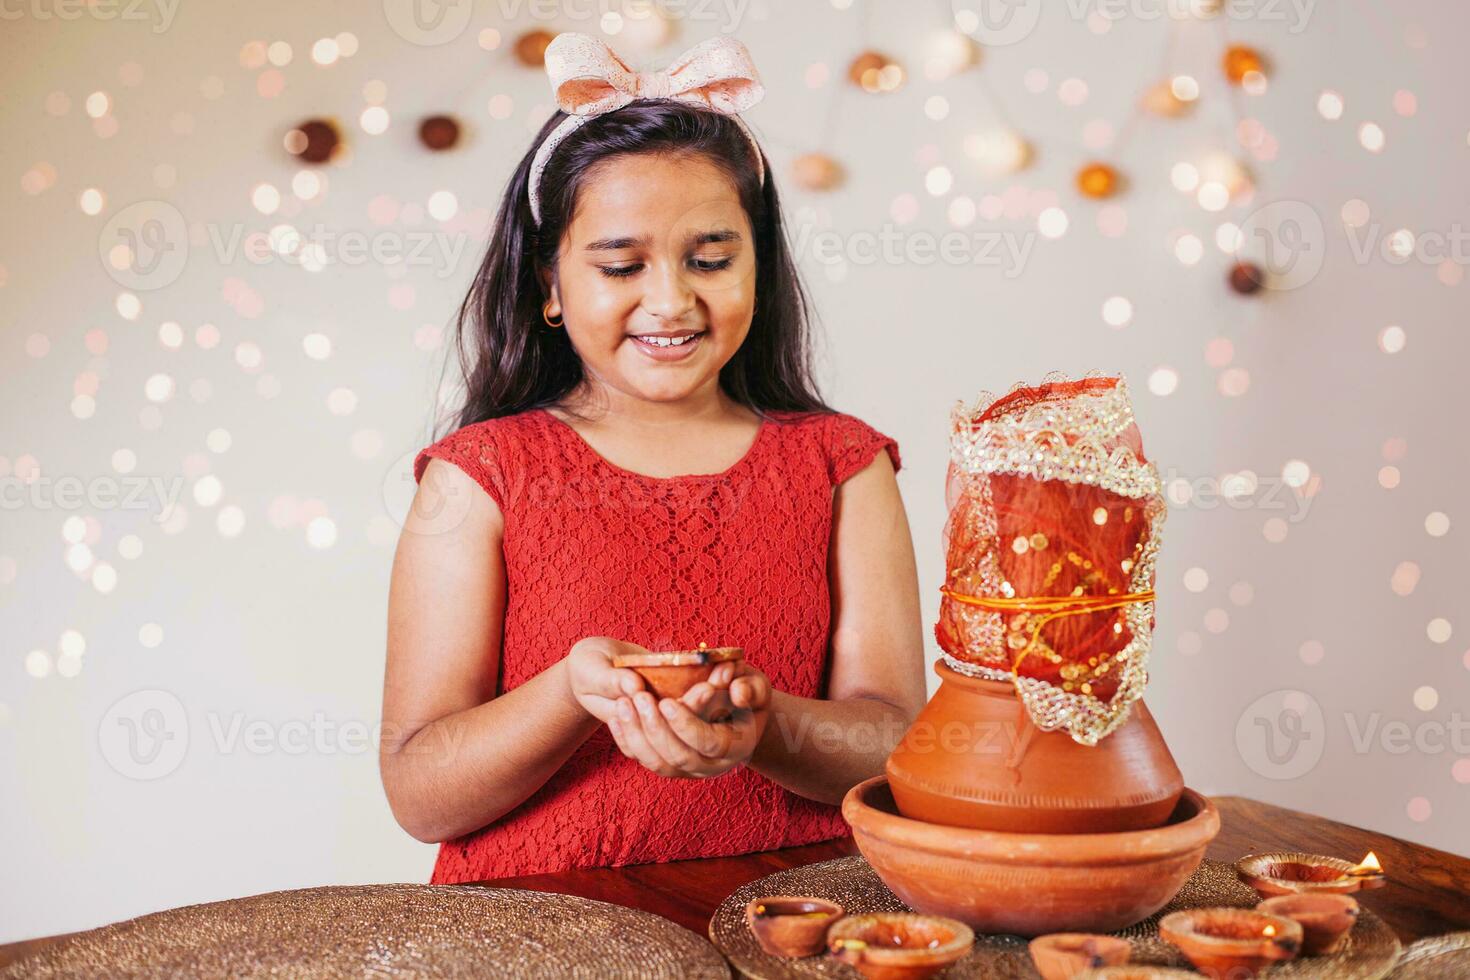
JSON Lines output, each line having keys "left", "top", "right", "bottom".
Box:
{"left": 380, "top": 33, "right": 926, "bottom": 883}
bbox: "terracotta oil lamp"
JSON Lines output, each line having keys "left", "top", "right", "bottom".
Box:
{"left": 609, "top": 644, "right": 741, "bottom": 701}
{"left": 1236, "top": 850, "right": 1386, "bottom": 899}
{"left": 745, "top": 896, "right": 843, "bottom": 958}
{"left": 1257, "top": 893, "right": 1359, "bottom": 955}
{"left": 826, "top": 913, "right": 973, "bottom": 980}
{"left": 1029, "top": 932, "right": 1131, "bottom": 978}
{"left": 1159, "top": 908, "right": 1301, "bottom": 978}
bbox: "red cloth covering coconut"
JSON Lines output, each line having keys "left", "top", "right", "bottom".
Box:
{"left": 935, "top": 374, "right": 1165, "bottom": 745}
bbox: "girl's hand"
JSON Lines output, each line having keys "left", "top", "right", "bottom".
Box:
{"left": 608, "top": 662, "right": 773, "bottom": 779}
{"left": 564, "top": 637, "right": 648, "bottom": 724}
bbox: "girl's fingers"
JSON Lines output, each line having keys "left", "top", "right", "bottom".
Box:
{"left": 632, "top": 692, "right": 710, "bottom": 772}
{"left": 611, "top": 700, "right": 674, "bottom": 775}
{"left": 658, "top": 699, "right": 733, "bottom": 759}
{"left": 611, "top": 666, "right": 645, "bottom": 697}
{"left": 708, "top": 662, "right": 736, "bottom": 687}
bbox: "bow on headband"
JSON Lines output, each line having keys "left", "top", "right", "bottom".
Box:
{"left": 528, "top": 33, "right": 767, "bottom": 223}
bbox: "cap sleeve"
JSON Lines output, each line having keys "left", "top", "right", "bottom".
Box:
{"left": 413, "top": 421, "right": 508, "bottom": 512}
{"left": 822, "top": 413, "right": 902, "bottom": 486}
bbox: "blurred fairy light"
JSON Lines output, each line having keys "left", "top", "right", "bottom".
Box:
{"left": 1101, "top": 296, "right": 1133, "bottom": 327}
{"left": 964, "top": 129, "right": 1031, "bottom": 177}
{"left": 1317, "top": 90, "right": 1344, "bottom": 120}
{"left": 360, "top": 106, "right": 390, "bottom": 135}
{"left": 1173, "top": 233, "right": 1204, "bottom": 265}
{"left": 924, "top": 166, "right": 953, "bottom": 196}
{"left": 427, "top": 190, "right": 458, "bottom": 221}
{"left": 1378, "top": 325, "right": 1407, "bottom": 353}
{"left": 1170, "top": 75, "right": 1200, "bottom": 102}
{"left": 1282, "top": 459, "right": 1311, "bottom": 488}
{"left": 115, "top": 293, "right": 141, "bottom": 319}
{"left": 306, "top": 517, "right": 338, "bottom": 549}
{"left": 1148, "top": 368, "right": 1178, "bottom": 397}
{"left": 252, "top": 183, "right": 281, "bottom": 215}
{"left": 79, "top": 188, "right": 105, "bottom": 215}
{"left": 1170, "top": 162, "right": 1199, "bottom": 192}
{"left": 1359, "top": 122, "right": 1385, "bottom": 152}
{"left": 1037, "top": 207, "right": 1069, "bottom": 239}
{"left": 85, "top": 91, "right": 110, "bottom": 118}
{"left": 267, "top": 41, "right": 292, "bottom": 66}
{"left": 1215, "top": 222, "right": 1242, "bottom": 253}
{"left": 312, "top": 38, "right": 340, "bottom": 66}
{"left": 303, "top": 333, "right": 332, "bottom": 360}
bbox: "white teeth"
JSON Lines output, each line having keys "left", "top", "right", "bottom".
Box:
{"left": 638, "top": 334, "right": 698, "bottom": 347}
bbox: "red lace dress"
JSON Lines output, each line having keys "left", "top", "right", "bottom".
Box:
{"left": 412, "top": 407, "right": 901, "bottom": 883}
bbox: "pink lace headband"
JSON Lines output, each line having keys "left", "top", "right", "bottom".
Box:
{"left": 528, "top": 32, "right": 767, "bottom": 225}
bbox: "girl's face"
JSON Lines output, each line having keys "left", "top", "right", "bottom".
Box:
{"left": 548, "top": 152, "right": 757, "bottom": 406}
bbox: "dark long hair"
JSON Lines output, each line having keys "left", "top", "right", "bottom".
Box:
{"left": 437, "top": 100, "right": 830, "bottom": 436}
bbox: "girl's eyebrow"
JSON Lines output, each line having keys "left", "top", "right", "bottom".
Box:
{"left": 582, "top": 229, "right": 743, "bottom": 251}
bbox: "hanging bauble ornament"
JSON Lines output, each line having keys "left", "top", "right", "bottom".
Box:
{"left": 791, "top": 153, "right": 845, "bottom": 191}
{"left": 285, "top": 118, "right": 341, "bottom": 165}
{"left": 418, "top": 114, "right": 462, "bottom": 151}
{"left": 1223, "top": 45, "right": 1266, "bottom": 84}
{"left": 848, "top": 50, "right": 905, "bottom": 93}
{"left": 1076, "top": 162, "right": 1122, "bottom": 199}
{"left": 514, "top": 30, "right": 556, "bottom": 67}
{"left": 1141, "top": 80, "right": 1187, "bottom": 118}
{"left": 965, "top": 128, "right": 1032, "bottom": 177}
{"left": 1229, "top": 261, "right": 1266, "bottom": 294}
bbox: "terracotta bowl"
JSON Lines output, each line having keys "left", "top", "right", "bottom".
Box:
{"left": 826, "top": 913, "right": 974, "bottom": 980}
{"left": 1029, "top": 933, "right": 1131, "bottom": 979}
{"left": 610, "top": 646, "right": 742, "bottom": 700}
{"left": 1235, "top": 851, "right": 1386, "bottom": 899}
{"left": 1257, "top": 894, "right": 1359, "bottom": 955}
{"left": 842, "top": 777, "right": 1219, "bottom": 937}
{"left": 744, "top": 895, "right": 844, "bottom": 958}
{"left": 1158, "top": 908, "right": 1302, "bottom": 978}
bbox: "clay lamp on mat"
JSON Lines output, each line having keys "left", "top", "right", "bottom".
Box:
{"left": 744, "top": 896, "right": 843, "bottom": 958}
{"left": 1236, "top": 850, "right": 1386, "bottom": 899}
{"left": 826, "top": 913, "right": 974, "bottom": 980}
{"left": 1256, "top": 893, "right": 1360, "bottom": 955}
{"left": 1158, "top": 908, "right": 1302, "bottom": 978}
{"left": 610, "top": 644, "right": 742, "bottom": 700}
{"left": 1077, "top": 968, "right": 1201, "bottom": 979}
{"left": 1029, "top": 933, "right": 1131, "bottom": 979}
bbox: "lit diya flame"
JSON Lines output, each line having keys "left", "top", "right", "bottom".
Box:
{"left": 1263, "top": 924, "right": 1276, "bottom": 937}
{"left": 1348, "top": 851, "right": 1383, "bottom": 876}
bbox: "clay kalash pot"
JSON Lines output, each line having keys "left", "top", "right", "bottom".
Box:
{"left": 843, "top": 776, "right": 1218, "bottom": 936}
{"left": 886, "top": 660, "right": 1183, "bottom": 833}
{"left": 609, "top": 646, "right": 741, "bottom": 701}
{"left": 744, "top": 896, "right": 844, "bottom": 958}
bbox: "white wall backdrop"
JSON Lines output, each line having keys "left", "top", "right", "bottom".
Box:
{"left": 2, "top": 0, "right": 1467, "bottom": 944}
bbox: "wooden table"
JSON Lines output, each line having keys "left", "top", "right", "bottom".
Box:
{"left": 3, "top": 796, "right": 1467, "bottom": 970}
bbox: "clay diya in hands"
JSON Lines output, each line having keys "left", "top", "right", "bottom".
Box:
{"left": 610, "top": 644, "right": 742, "bottom": 701}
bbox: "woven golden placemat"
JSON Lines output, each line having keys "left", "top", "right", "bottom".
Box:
{"left": 709, "top": 857, "right": 1400, "bottom": 980}
{"left": 4, "top": 883, "right": 730, "bottom": 978}
{"left": 1389, "top": 931, "right": 1470, "bottom": 979}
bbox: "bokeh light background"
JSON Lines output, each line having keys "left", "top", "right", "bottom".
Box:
{"left": 2, "top": 0, "right": 1467, "bottom": 942}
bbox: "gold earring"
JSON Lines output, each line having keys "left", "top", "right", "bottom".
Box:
{"left": 542, "top": 300, "right": 563, "bottom": 328}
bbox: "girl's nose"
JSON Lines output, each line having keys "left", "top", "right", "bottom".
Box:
{"left": 640, "top": 261, "right": 696, "bottom": 321}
